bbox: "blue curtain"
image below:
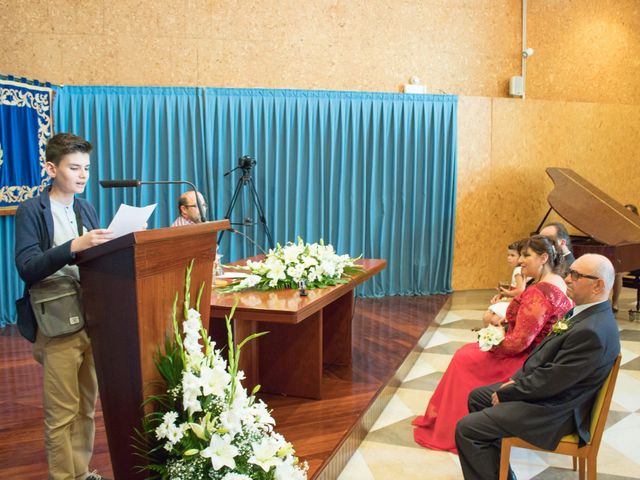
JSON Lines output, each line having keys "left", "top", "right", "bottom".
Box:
{"left": 203, "top": 89, "right": 457, "bottom": 296}
{"left": 0, "top": 216, "right": 21, "bottom": 327}
{"left": 52, "top": 87, "right": 208, "bottom": 227}
{"left": 0, "top": 86, "right": 456, "bottom": 325}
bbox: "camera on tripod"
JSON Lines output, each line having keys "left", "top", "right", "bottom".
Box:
{"left": 239, "top": 155, "right": 256, "bottom": 170}
{"left": 219, "top": 154, "right": 274, "bottom": 249}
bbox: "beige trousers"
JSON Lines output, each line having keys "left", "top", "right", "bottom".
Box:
{"left": 33, "top": 328, "right": 98, "bottom": 480}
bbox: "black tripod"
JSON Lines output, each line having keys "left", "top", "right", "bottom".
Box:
{"left": 218, "top": 156, "right": 274, "bottom": 250}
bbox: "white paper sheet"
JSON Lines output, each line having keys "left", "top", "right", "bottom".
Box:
{"left": 107, "top": 203, "right": 157, "bottom": 238}
{"left": 218, "top": 272, "right": 249, "bottom": 279}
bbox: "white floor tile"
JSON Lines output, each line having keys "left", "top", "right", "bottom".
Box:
{"left": 369, "top": 395, "right": 414, "bottom": 432}
{"left": 337, "top": 450, "right": 376, "bottom": 480}
{"left": 402, "top": 353, "right": 438, "bottom": 382}
{"left": 611, "top": 371, "right": 640, "bottom": 412}
{"left": 602, "top": 412, "right": 640, "bottom": 462}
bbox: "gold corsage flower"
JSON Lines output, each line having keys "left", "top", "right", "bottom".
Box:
{"left": 550, "top": 319, "right": 570, "bottom": 335}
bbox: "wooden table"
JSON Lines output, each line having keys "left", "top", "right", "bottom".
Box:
{"left": 209, "top": 258, "right": 386, "bottom": 399}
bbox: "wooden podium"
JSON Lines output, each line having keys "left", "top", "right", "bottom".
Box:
{"left": 76, "top": 220, "right": 229, "bottom": 480}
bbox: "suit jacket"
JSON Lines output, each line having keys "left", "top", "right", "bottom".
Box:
{"left": 15, "top": 187, "right": 100, "bottom": 287}
{"left": 14, "top": 188, "right": 100, "bottom": 340}
{"left": 485, "top": 301, "right": 620, "bottom": 450}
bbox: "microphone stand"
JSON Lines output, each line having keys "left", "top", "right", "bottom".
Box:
{"left": 99, "top": 179, "right": 207, "bottom": 223}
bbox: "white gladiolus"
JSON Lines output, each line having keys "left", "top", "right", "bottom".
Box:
{"left": 239, "top": 274, "right": 261, "bottom": 289}
{"left": 148, "top": 269, "right": 308, "bottom": 479}
{"left": 220, "top": 408, "right": 244, "bottom": 435}
{"left": 199, "top": 364, "right": 231, "bottom": 397}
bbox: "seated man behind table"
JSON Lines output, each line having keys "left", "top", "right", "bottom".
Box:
{"left": 455, "top": 253, "right": 620, "bottom": 480}
{"left": 171, "top": 190, "right": 207, "bottom": 227}
{"left": 540, "top": 221, "right": 574, "bottom": 277}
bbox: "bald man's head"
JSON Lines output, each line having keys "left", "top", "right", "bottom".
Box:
{"left": 178, "top": 191, "right": 207, "bottom": 223}
{"left": 565, "top": 254, "right": 614, "bottom": 306}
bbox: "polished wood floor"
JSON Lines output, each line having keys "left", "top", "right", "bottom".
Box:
{"left": 0, "top": 295, "right": 447, "bottom": 479}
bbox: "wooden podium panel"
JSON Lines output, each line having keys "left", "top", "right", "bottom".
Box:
{"left": 210, "top": 259, "right": 386, "bottom": 399}
{"left": 76, "top": 220, "right": 229, "bottom": 480}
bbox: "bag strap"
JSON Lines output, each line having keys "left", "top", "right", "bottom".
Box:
{"left": 73, "top": 201, "right": 83, "bottom": 237}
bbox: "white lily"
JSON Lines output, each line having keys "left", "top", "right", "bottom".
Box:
{"left": 200, "top": 433, "right": 239, "bottom": 471}
{"left": 249, "top": 436, "right": 281, "bottom": 472}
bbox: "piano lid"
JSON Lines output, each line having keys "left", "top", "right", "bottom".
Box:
{"left": 546, "top": 167, "right": 640, "bottom": 246}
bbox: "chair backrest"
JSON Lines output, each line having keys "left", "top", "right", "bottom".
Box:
{"left": 587, "top": 354, "right": 622, "bottom": 445}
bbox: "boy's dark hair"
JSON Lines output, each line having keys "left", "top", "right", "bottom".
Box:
{"left": 508, "top": 238, "right": 527, "bottom": 254}
{"left": 45, "top": 133, "right": 92, "bottom": 166}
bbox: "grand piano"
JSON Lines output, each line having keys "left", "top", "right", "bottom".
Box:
{"left": 538, "top": 167, "right": 640, "bottom": 312}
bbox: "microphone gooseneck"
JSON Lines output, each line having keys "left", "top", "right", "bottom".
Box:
{"left": 230, "top": 228, "right": 267, "bottom": 255}
{"left": 98, "top": 178, "right": 207, "bottom": 222}
{"left": 99, "top": 179, "right": 141, "bottom": 188}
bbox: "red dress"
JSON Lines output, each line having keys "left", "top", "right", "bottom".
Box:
{"left": 412, "top": 282, "right": 572, "bottom": 453}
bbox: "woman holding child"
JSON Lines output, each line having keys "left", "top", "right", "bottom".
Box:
{"left": 412, "top": 235, "right": 572, "bottom": 453}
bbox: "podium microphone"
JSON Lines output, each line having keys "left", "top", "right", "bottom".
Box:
{"left": 99, "top": 179, "right": 207, "bottom": 222}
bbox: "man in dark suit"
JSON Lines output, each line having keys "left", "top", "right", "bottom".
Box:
{"left": 455, "top": 253, "right": 621, "bottom": 480}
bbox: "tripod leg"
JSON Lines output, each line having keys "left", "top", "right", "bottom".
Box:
{"left": 247, "top": 177, "right": 274, "bottom": 248}
{"left": 218, "top": 176, "right": 245, "bottom": 244}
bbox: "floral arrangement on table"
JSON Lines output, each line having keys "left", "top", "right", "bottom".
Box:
{"left": 134, "top": 261, "right": 308, "bottom": 480}
{"left": 477, "top": 324, "right": 506, "bottom": 352}
{"left": 219, "top": 237, "right": 363, "bottom": 293}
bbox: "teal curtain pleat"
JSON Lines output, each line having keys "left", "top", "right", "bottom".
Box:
{"left": 0, "top": 87, "right": 456, "bottom": 325}
{"left": 52, "top": 87, "right": 208, "bottom": 226}
{"left": 203, "top": 89, "right": 457, "bottom": 296}
{"left": 0, "top": 216, "right": 22, "bottom": 326}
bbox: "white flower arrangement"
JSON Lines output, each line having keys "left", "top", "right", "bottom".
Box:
{"left": 135, "top": 261, "right": 308, "bottom": 480}
{"left": 219, "top": 237, "right": 363, "bottom": 293}
{"left": 477, "top": 324, "right": 506, "bottom": 352}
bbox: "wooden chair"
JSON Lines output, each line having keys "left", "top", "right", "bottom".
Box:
{"left": 499, "top": 354, "right": 622, "bottom": 480}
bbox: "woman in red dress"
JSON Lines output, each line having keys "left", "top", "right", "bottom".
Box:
{"left": 412, "top": 235, "right": 573, "bottom": 453}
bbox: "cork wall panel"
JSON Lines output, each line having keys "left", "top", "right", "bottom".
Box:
{"left": 0, "top": 0, "right": 103, "bottom": 35}
{"left": 452, "top": 97, "right": 640, "bottom": 290}
{"left": 2, "top": 0, "right": 521, "bottom": 96}
{"left": 451, "top": 96, "right": 493, "bottom": 289}
{"left": 0, "top": 32, "right": 65, "bottom": 83}
{"left": 2, "top": 1, "right": 639, "bottom": 102}
{"left": 526, "top": 0, "right": 640, "bottom": 104}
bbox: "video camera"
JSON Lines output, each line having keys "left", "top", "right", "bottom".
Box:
{"left": 239, "top": 155, "right": 256, "bottom": 170}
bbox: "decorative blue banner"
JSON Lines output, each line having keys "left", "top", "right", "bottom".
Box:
{"left": 0, "top": 79, "right": 53, "bottom": 211}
